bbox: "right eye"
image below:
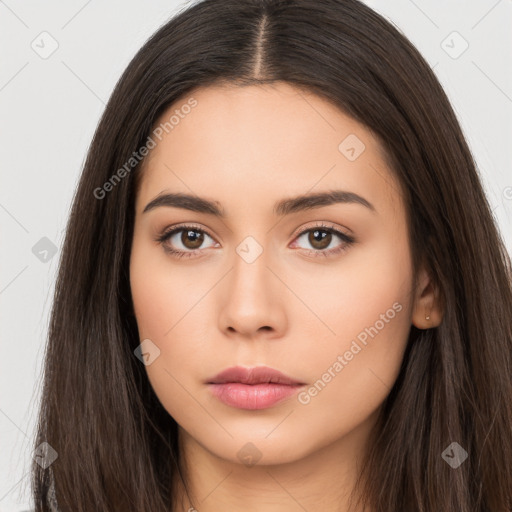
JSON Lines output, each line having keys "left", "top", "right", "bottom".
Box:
{"left": 156, "top": 224, "right": 219, "bottom": 258}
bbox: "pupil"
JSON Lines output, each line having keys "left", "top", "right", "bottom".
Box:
{"left": 183, "top": 230, "right": 203, "bottom": 249}
{"left": 310, "top": 229, "right": 330, "bottom": 249}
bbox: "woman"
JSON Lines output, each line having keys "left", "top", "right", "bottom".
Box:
{"left": 32, "top": 0, "right": 512, "bottom": 510}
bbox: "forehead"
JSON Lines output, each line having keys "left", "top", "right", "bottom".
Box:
{"left": 135, "top": 82, "right": 402, "bottom": 218}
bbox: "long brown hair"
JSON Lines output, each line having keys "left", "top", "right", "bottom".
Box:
{"left": 31, "top": 0, "right": 512, "bottom": 510}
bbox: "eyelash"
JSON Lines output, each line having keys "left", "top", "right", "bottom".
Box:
{"left": 155, "top": 222, "right": 355, "bottom": 260}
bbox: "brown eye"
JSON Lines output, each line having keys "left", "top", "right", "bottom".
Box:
{"left": 180, "top": 229, "right": 204, "bottom": 249}
{"left": 292, "top": 223, "right": 355, "bottom": 257}
{"left": 307, "top": 229, "right": 332, "bottom": 250}
{"left": 156, "top": 225, "right": 218, "bottom": 258}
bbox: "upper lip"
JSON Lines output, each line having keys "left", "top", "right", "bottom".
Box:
{"left": 207, "top": 366, "right": 304, "bottom": 385}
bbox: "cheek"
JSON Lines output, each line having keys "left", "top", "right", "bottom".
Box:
{"left": 294, "top": 312, "right": 411, "bottom": 456}
{"left": 129, "top": 235, "right": 198, "bottom": 339}
{"left": 129, "top": 237, "right": 216, "bottom": 421}
{"left": 293, "top": 231, "right": 413, "bottom": 428}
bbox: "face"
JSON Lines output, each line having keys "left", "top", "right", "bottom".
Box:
{"left": 129, "top": 82, "right": 417, "bottom": 466}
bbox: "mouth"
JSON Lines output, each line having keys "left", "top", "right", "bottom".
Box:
{"left": 206, "top": 366, "right": 306, "bottom": 410}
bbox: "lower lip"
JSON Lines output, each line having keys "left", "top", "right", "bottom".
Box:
{"left": 208, "top": 383, "right": 304, "bottom": 410}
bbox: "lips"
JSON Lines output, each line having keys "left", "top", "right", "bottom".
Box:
{"left": 206, "top": 365, "right": 304, "bottom": 386}
{"left": 206, "top": 366, "right": 306, "bottom": 410}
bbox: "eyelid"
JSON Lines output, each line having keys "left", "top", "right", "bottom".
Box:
{"left": 157, "top": 221, "right": 351, "bottom": 243}
{"left": 158, "top": 222, "right": 217, "bottom": 241}
{"left": 289, "top": 220, "right": 353, "bottom": 240}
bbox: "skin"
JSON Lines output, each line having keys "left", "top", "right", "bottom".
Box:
{"left": 129, "top": 82, "right": 442, "bottom": 512}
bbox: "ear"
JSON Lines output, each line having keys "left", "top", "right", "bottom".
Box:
{"left": 411, "top": 264, "right": 443, "bottom": 329}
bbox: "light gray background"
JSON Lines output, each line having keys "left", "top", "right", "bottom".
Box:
{"left": 1, "top": 1, "right": 511, "bottom": 510}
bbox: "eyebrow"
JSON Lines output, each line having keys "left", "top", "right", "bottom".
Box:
{"left": 142, "top": 189, "right": 376, "bottom": 217}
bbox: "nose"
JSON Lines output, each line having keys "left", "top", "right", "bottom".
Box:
{"left": 217, "top": 246, "right": 287, "bottom": 340}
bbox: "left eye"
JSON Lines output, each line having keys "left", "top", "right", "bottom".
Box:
{"left": 291, "top": 225, "right": 355, "bottom": 256}
{"left": 295, "top": 228, "right": 341, "bottom": 250}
